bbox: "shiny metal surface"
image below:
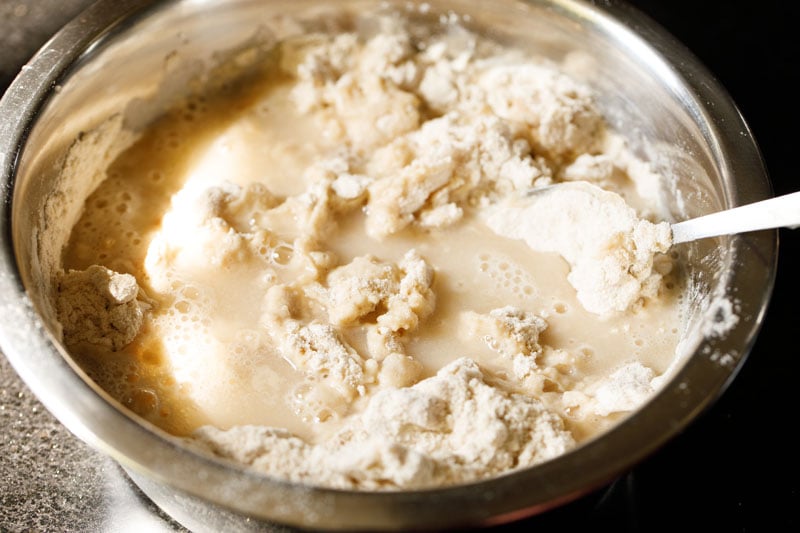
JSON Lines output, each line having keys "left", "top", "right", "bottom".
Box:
{"left": 0, "top": 0, "right": 776, "bottom": 530}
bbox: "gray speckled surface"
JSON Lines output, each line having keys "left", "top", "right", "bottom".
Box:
{"left": 1, "top": 1, "right": 183, "bottom": 531}
{"left": 0, "top": 358, "right": 184, "bottom": 532}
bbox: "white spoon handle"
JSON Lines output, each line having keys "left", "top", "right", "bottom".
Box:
{"left": 671, "top": 191, "right": 800, "bottom": 244}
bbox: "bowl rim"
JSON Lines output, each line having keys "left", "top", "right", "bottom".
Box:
{"left": 0, "top": 0, "right": 777, "bottom": 529}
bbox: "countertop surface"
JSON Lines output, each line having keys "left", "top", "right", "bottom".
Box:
{"left": 2, "top": 1, "right": 798, "bottom": 532}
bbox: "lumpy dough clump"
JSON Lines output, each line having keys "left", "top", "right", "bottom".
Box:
{"left": 53, "top": 7, "right": 684, "bottom": 489}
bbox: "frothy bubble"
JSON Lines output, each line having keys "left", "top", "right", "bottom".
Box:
{"left": 477, "top": 252, "right": 538, "bottom": 299}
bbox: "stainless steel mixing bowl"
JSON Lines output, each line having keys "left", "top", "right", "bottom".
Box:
{"left": 0, "top": 0, "right": 776, "bottom": 530}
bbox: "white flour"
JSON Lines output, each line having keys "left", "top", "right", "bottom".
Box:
{"left": 52, "top": 7, "right": 685, "bottom": 490}
{"left": 188, "top": 358, "right": 574, "bottom": 489}
{"left": 56, "top": 265, "right": 146, "bottom": 351}
{"left": 484, "top": 181, "right": 672, "bottom": 315}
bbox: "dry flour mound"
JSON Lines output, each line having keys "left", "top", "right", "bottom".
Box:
{"left": 56, "top": 265, "right": 146, "bottom": 351}
{"left": 189, "top": 358, "right": 574, "bottom": 490}
{"left": 485, "top": 182, "right": 672, "bottom": 315}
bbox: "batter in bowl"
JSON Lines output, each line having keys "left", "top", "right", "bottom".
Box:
{"left": 53, "top": 5, "right": 683, "bottom": 489}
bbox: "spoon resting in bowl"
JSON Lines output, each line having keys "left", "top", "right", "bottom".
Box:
{"left": 521, "top": 182, "right": 800, "bottom": 245}
{"left": 670, "top": 191, "right": 800, "bottom": 244}
{"left": 484, "top": 182, "right": 796, "bottom": 315}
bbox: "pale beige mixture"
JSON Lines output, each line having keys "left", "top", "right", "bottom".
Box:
{"left": 54, "top": 8, "right": 683, "bottom": 489}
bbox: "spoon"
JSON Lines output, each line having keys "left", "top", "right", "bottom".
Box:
{"left": 523, "top": 183, "right": 800, "bottom": 245}
{"left": 670, "top": 191, "right": 800, "bottom": 244}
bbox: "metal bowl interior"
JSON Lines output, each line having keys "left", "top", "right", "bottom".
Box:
{"left": 0, "top": 0, "right": 776, "bottom": 530}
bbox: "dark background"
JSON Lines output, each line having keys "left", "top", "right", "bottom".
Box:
{"left": 1, "top": 1, "right": 798, "bottom": 531}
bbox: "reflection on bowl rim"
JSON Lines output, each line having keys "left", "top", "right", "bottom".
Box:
{"left": 0, "top": 0, "right": 776, "bottom": 530}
